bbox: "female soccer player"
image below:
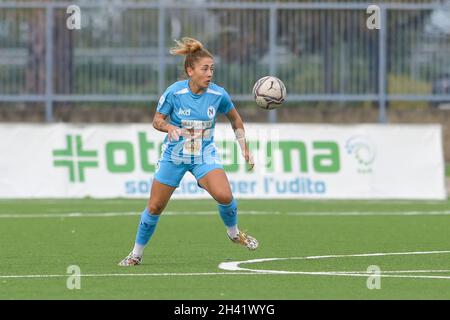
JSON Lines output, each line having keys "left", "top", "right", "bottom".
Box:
{"left": 119, "top": 37, "right": 258, "bottom": 266}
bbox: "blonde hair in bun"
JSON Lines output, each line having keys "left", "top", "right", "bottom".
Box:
{"left": 170, "top": 37, "right": 213, "bottom": 76}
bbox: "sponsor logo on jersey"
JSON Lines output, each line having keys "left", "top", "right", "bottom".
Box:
{"left": 178, "top": 108, "right": 191, "bottom": 116}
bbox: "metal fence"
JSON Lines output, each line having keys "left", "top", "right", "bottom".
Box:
{"left": 0, "top": 1, "right": 450, "bottom": 122}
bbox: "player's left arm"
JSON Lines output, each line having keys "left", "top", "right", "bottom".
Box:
{"left": 225, "top": 108, "right": 254, "bottom": 170}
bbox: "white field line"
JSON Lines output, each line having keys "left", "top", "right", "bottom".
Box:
{"left": 2, "top": 251, "right": 450, "bottom": 281}
{"left": 0, "top": 272, "right": 273, "bottom": 279}
{"left": 2, "top": 270, "right": 450, "bottom": 280}
{"left": 218, "top": 250, "right": 450, "bottom": 280}
{"left": 287, "top": 211, "right": 450, "bottom": 216}
{"left": 219, "top": 250, "right": 450, "bottom": 270}
{"left": 301, "top": 250, "right": 450, "bottom": 260}
{"left": 1, "top": 210, "right": 450, "bottom": 219}
{"left": 0, "top": 211, "right": 275, "bottom": 218}
{"left": 2, "top": 200, "right": 442, "bottom": 204}
{"left": 321, "top": 270, "right": 450, "bottom": 274}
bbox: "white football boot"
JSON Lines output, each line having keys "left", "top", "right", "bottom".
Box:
{"left": 228, "top": 231, "right": 259, "bottom": 250}
{"left": 118, "top": 252, "right": 142, "bottom": 266}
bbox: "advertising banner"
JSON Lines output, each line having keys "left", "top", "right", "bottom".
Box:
{"left": 0, "top": 124, "right": 445, "bottom": 199}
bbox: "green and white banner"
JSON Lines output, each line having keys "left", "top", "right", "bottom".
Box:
{"left": 0, "top": 124, "right": 445, "bottom": 199}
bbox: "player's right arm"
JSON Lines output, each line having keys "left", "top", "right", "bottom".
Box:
{"left": 153, "top": 89, "right": 182, "bottom": 141}
{"left": 153, "top": 112, "right": 181, "bottom": 142}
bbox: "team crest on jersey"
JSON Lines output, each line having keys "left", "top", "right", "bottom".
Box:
{"left": 207, "top": 106, "right": 216, "bottom": 119}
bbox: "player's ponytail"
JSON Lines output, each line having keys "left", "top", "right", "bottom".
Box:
{"left": 170, "top": 37, "right": 204, "bottom": 55}
{"left": 169, "top": 37, "right": 213, "bottom": 77}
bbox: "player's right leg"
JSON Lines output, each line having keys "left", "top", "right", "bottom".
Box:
{"left": 118, "top": 160, "right": 185, "bottom": 266}
{"left": 118, "top": 180, "right": 176, "bottom": 266}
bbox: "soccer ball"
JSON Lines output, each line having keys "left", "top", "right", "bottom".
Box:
{"left": 252, "top": 76, "right": 287, "bottom": 110}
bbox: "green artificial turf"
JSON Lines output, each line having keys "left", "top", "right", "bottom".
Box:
{"left": 1, "top": 199, "right": 449, "bottom": 299}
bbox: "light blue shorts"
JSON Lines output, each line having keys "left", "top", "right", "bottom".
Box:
{"left": 154, "top": 159, "right": 224, "bottom": 188}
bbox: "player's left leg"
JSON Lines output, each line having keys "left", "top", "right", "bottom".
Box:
{"left": 195, "top": 167, "right": 258, "bottom": 250}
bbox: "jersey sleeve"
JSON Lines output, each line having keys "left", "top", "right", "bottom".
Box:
{"left": 156, "top": 89, "right": 173, "bottom": 115}
{"left": 218, "top": 90, "right": 235, "bottom": 114}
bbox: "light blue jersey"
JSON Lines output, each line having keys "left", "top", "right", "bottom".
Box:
{"left": 153, "top": 80, "right": 235, "bottom": 188}
{"left": 156, "top": 80, "right": 234, "bottom": 164}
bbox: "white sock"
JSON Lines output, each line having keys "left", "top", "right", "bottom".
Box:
{"left": 132, "top": 243, "right": 145, "bottom": 257}
{"left": 227, "top": 225, "right": 239, "bottom": 239}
